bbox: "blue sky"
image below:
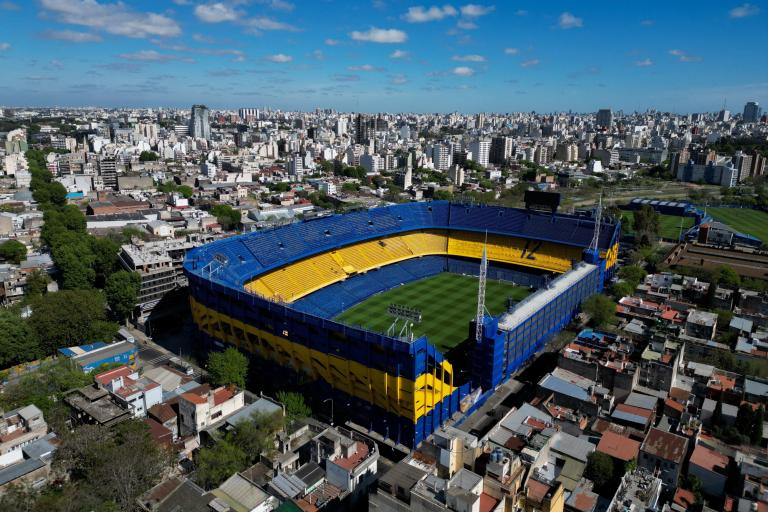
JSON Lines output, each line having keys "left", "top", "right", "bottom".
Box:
{"left": 0, "top": 0, "right": 766, "bottom": 113}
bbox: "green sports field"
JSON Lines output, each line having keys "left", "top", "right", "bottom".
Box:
{"left": 619, "top": 211, "right": 695, "bottom": 240}
{"left": 334, "top": 273, "right": 532, "bottom": 352}
{"left": 707, "top": 207, "right": 768, "bottom": 242}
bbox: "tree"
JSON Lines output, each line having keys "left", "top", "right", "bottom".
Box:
{"left": 0, "top": 240, "right": 27, "bottom": 264}
{"left": 229, "top": 411, "right": 284, "bottom": 463}
{"left": 735, "top": 403, "right": 754, "bottom": 436}
{"left": 611, "top": 281, "right": 635, "bottom": 299}
{"left": 712, "top": 397, "right": 723, "bottom": 426}
{"left": 751, "top": 406, "right": 764, "bottom": 445}
{"left": 90, "top": 236, "right": 119, "bottom": 286}
{"left": 139, "top": 150, "right": 158, "bottom": 162}
{"left": 196, "top": 440, "right": 247, "bottom": 489}
{"left": 207, "top": 347, "right": 248, "bottom": 388}
{"left": 25, "top": 269, "right": 50, "bottom": 297}
{"left": 713, "top": 265, "right": 741, "bottom": 290}
{"left": 0, "top": 310, "right": 40, "bottom": 368}
{"left": 585, "top": 451, "right": 614, "bottom": 491}
{"left": 211, "top": 205, "right": 242, "bottom": 231}
{"left": 617, "top": 265, "right": 647, "bottom": 287}
{"left": 433, "top": 189, "right": 453, "bottom": 200}
{"left": 105, "top": 271, "right": 142, "bottom": 321}
{"left": 632, "top": 205, "right": 660, "bottom": 243}
{"left": 30, "top": 290, "right": 117, "bottom": 355}
{"left": 582, "top": 294, "right": 616, "bottom": 328}
{"left": 276, "top": 391, "right": 312, "bottom": 423}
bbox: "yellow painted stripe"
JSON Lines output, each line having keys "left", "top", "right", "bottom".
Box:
{"left": 189, "top": 297, "right": 456, "bottom": 423}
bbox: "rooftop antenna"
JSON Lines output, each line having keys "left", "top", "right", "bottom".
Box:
{"left": 588, "top": 194, "right": 602, "bottom": 254}
{"left": 475, "top": 232, "right": 489, "bottom": 343}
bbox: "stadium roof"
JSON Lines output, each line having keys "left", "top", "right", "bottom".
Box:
{"left": 184, "top": 202, "right": 618, "bottom": 288}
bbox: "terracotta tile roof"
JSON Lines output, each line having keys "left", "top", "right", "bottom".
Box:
{"left": 596, "top": 431, "right": 640, "bottom": 462}
{"left": 641, "top": 428, "right": 688, "bottom": 464}
{"left": 148, "top": 403, "right": 177, "bottom": 423}
{"left": 673, "top": 488, "right": 696, "bottom": 509}
{"left": 479, "top": 493, "right": 499, "bottom": 512}
{"left": 526, "top": 479, "right": 551, "bottom": 504}
{"left": 94, "top": 365, "right": 133, "bottom": 385}
{"left": 332, "top": 441, "right": 369, "bottom": 471}
{"left": 212, "top": 387, "right": 235, "bottom": 406}
{"left": 180, "top": 392, "right": 207, "bottom": 405}
{"left": 664, "top": 399, "right": 685, "bottom": 413}
{"left": 690, "top": 444, "right": 729, "bottom": 474}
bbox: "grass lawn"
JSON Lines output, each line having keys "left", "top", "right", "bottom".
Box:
{"left": 707, "top": 207, "right": 768, "bottom": 242}
{"left": 334, "top": 272, "right": 532, "bottom": 352}
{"left": 619, "top": 211, "right": 695, "bottom": 240}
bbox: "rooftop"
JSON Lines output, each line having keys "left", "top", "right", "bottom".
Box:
{"left": 597, "top": 431, "right": 641, "bottom": 462}
{"left": 640, "top": 428, "right": 688, "bottom": 464}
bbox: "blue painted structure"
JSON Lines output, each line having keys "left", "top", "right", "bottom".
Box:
{"left": 184, "top": 201, "right": 620, "bottom": 447}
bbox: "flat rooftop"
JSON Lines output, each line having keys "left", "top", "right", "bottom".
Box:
{"left": 499, "top": 263, "right": 596, "bottom": 332}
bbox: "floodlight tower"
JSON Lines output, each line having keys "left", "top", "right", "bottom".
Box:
{"left": 475, "top": 241, "right": 488, "bottom": 343}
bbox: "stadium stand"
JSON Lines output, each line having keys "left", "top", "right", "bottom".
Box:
{"left": 184, "top": 201, "right": 621, "bottom": 447}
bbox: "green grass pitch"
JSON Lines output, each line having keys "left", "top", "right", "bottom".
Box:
{"left": 619, "top": 211, "right": 695, "bottom": 240}
{"left": 707, "top": 207, "right": 768, "bottom": 243}
{"left": 334, "top": 272, "right": 532, "bottom": 352}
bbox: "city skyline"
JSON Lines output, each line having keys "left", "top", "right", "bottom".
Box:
{"left": 0, "top": 1, "right": 766, "bottom": 112}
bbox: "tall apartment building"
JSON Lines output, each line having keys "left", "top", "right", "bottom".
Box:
{"left": 469, "top": 140, "right": 491, "bottom": 167}
{"left": 98, "top": 157, "right": 118, "bottom": 190}
{"left": 489, "top": 136, "right": 513, "bottom": 165}
{"left": 596, "top": 108, "right": 613, "bottom": 129}
{"left": 354, "top": 114, "right": 372, "bottom": 145}
{"left": 189, "top": 104, "right": 211, "bottom": 140}
{"left": 743, "top": 101, "right": 762, "bottom": 123}
{"left": 432, "top": 144, "right": 453, "bottom": 171}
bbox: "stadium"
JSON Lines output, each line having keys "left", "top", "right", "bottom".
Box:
{"left": 183, "top": 200, "right": 620, "bottom": 447}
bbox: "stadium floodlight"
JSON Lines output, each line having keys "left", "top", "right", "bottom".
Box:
{"left": 387, "top": 304, "right": 422, "bottom": 323}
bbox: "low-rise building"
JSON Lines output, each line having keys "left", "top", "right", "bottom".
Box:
{"left": 94, "top": 366, "right": 162, "bottom": 418}
{"left": 688, "top": 444, "right": 729, "bottom": 497}
{"left": 178, "top": 384, "right": 245, "bottom": 435}
{"left": 638, "top": 428, "right": 689, "bottom": 488}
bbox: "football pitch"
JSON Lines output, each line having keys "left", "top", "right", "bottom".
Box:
{"left": 334, "top": 272, "right": 532, "bottom": 352}
{"left": 707, "top": 207, "right": 768, "bottom": 242}
{"left": 619, "top": 211, "right": 695, "bottom": 240}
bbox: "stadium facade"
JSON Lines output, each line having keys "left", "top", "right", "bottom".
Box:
{"left": 183, "top": 202, "right": 620, "bottom": 447}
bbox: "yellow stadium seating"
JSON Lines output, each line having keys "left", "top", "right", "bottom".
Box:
{"left": 244, "top": 229, "right": 579, "bottom": 301}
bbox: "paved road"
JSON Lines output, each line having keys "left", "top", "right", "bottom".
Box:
{"left": 127, "top": 325, "right": 206, "bottom": 381}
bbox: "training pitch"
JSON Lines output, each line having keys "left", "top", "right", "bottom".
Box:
{"left": 707, "top": 207, "right": 768, "bottom": 242}
{"left": 620, "top": 211, "right": 695, "bottom": 240}
{"left": 334, "top": 272, "right": 532, "bottom": 352}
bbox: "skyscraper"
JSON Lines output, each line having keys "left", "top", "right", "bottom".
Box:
{"left": 190, "top": 104, "right": 211, "bottom": 140}
{"left": 469, "top": 140, "right": 491, "bottom": 167}
{"left": 743, "top": 101, "right": 762, "bottom": 123}
{"left": 490, "top": 136, "right": 513, "bottom": 165}
{"left": 354, "top": 113, "right": 371, "bottom": 144}
{"left": 596, "top": 109, "right": 613, "bottom": 129}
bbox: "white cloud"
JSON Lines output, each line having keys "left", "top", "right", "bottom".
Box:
{"left": 640, "top": 19, "right": 654, "bottom": 26}
{"left": 452, "top": 66, "right": 475, "bottom": 76}
{"left": 350, "top": 27, "right": 407, "bottom": 43}
{"left": 247, "top": 17, "right": 300, "bottom": 32}
{"left": 403, "top": 5, "right": 457, "bottom": 23}
{"left": 265, "top": 53, "right": 292, "bottom": 63}
{"left": 503, "top": 47, "right": 519, "bottom": 55}
{"left": 40, "top": 29, "right": 102, "bottom": 42}
{"left": 194, "top": 3, "right": 239, "bottom": 23}
{"left": 460, "top": 4, "right": 494, "bottom": 17}
{"left": 310, "top": 49, "right": 324, "bottom": 60}
{"left": 515, "top": 9, "right": 527, "bottom": 16}
{"left": 669, "top": 49, "right": 702, "bottom": 62}
{"left": 39, "top": 0, "right": 181, "bottom": 38}
{"left": 558, "top": 12, "right": 583, "bottom": 29}
{"left": 389, "top": 49, "right": 410, "bottom": 59}
{"left": 324, "top": 38, "right": 340, "bottom": 46}
{"left": 119, "top": 50, "right": 187, "bottom": 61}
{"left": 635, "top": 58, "right": 653, "bottom": 67}
{"left": 520, "top": 59, "right": 539, "bottom": 67}
{"left": 391, "top": 74, "right": 408, "bottom": 85}
{"left": 0, "top": 42, "right": 10, "bottom": 51}
{"left": 265, "top": 0, "right": 294, "bottom": 12}
{"left": 729, "top": 3, "right": 760, "bottom": 17}
{"left": 192, "top": 33, "right": 215, "bottom": 43}
{"left": 0, "top": 1, "right": 19, "bottom": 10}
{"left": 456, "top": 20, "right": 477, "bottom": 29}
{"left": 348, "top": 64, "right": 381, "bottom": 71}
{"left": 452, "top": 54, "right": 484, "bottom": 62}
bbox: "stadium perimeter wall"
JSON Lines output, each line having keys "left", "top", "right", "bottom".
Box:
{"left": 184, "top": 202, "right": 619, "bottom": 447}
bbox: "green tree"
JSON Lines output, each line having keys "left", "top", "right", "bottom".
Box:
{"left": 585, "top": 451, "right": 614, "bottom": 491}
{"left": 211, "top": 205, "right": 242, "bottom": 231}
{"left": 736, "top": 403, "right": 754, "bottom": 436}
{"left": 712, "top": 397, "right": 723, "bottom": 426}
{"left": 611, "top": 281, "right": 635, "bottom": 299}
{"left": 229, "top": 411, "right": 284, "bottom": 463}
{"left": 177, "top": 185, "right": 194, "bottom": 199}
{"left": 104, "top": 271, "right": 142, "bottom": 321}
{"left": 713, "top": 265, "right": 741, "bottom": 290}
{"left": 632, "top": 205, "right": 660, "bottom": 243}
{"left": 0, "top": 239, "right": 27, "bottom": 264}
{"left": 276, "top": 391, "right": 312, "bottom": 423}
{"left": 0, "top": 310, "right": 40, "bottom": 368}
{"left": 30, "top": 290, "right": 117, "bottom": 355}
{"left": 433, "top": 189, "right": 453, "bottom": 200}
{"left": 582, "top": 294, "right": 616, "bottom": 328}
{"left": 90, "top": 236, "right": 120, "bottom": 285}
{"left": 207, "top": 347, "right": 249, "bottom": 388}
{"left": 196, "top": 440, "right": 247, "bottom": 489}
{"left": 139, "top": 150, "right": 158, "bottom": 162}
{"left": 617, "top": 265, "right": 647, "bottom": 287}
{"left": 25, "top": 269, "right": 50, "bottom": 297}
{"left": 751, "top": 406, "right": 765, "bottom": 445}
